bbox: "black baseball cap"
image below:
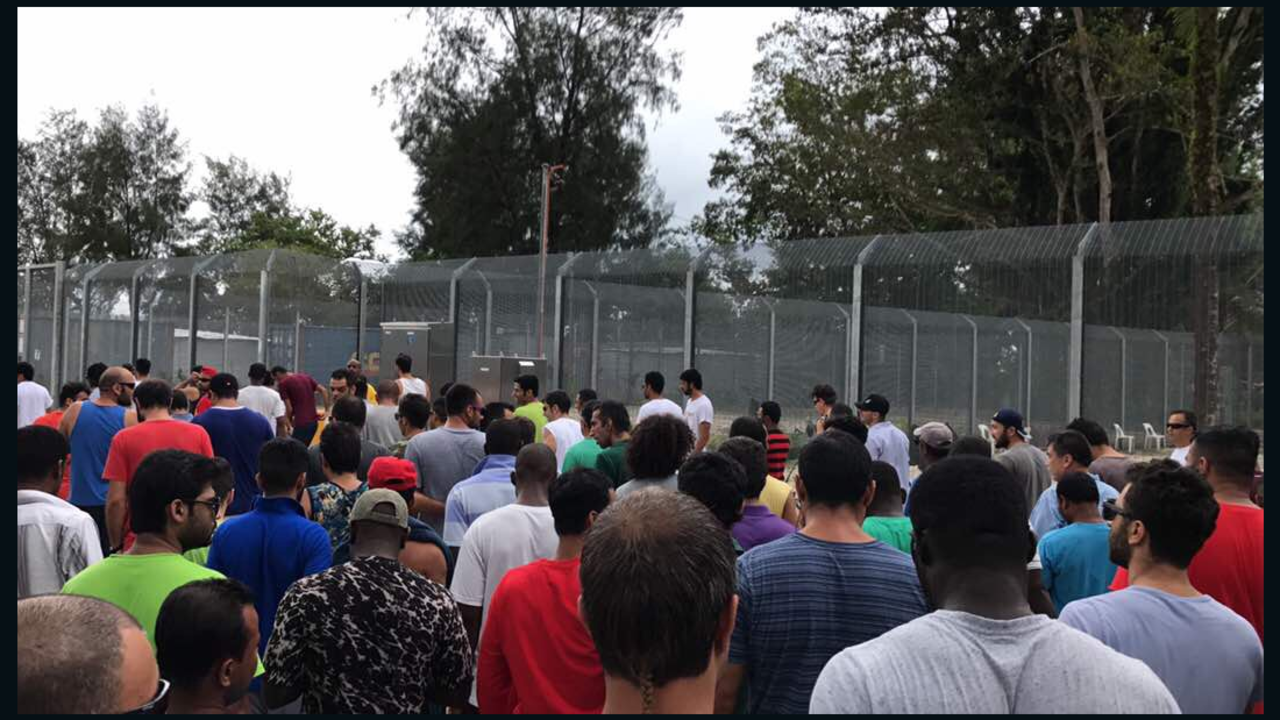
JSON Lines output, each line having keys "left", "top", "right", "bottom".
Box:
{"left": 855, "top": 394, "right": 890, "bottom": 416}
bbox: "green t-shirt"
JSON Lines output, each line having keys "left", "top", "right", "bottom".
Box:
{"left": 595, "top": 441, "right": 633, "bottom": 489}
{"left": 513, "top": 401, "right": 548, "bottom": 439}
{"left": 183, "top": 546, "right": 210, "bottom": 566}
{"left": 862, "top": 516, "right": 914, "bottom": 555}
{"left": 562, "top": 438, "right": 602, "bottom": 472}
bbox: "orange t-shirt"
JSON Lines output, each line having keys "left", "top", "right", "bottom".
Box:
{"left": 32, "top": 411, "right": 70, "bottom": 500}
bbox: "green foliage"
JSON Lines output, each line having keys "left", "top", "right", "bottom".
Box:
{"left": 225, "top": 208, "right": 382, "bottom": 262}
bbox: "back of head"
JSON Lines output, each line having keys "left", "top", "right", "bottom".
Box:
{"left": 86, "top": 362, "right": 108, "bottom": 387}
{"left": 578, "top": 388, "right": 598, "bottom": 405}
{"left": 1066, "top": 417, "right": 1110, "bottom": 447}
{"left": 331, "top": 395, "right": 367, "bottom": 429}
{"left": 759, "top": 400, "right": 782, "bottom": 425}
{"left": 17, "top": 425, "right": 69, "bottom": 486}
{"left": 798, "top": 431, "right": 872, "bottom": 508}
{"left": 446, "top": 383, "right": 479, "bottom": 417}
{"left": 718, "top": 436, "right": 768, "bottom": 499}
{"left": 1049, "top": 430, "right": 1094, "bottom": 468}
{"left": 679, "top": 368, "right": 703, "bottom": 390}
{"left": 829, "top": 402, "right": 855, "bottom": 419}
{"left": 729, "top": 416, "right": 767, "bottom": 444}
{"left": 58, "top": 381, "right": 89, "bottom": 407}
{"left": 18, "top": 594, "right": 143, "bottom": 714}
{"left": 580, "top": 399, "right": 602, "bottom": 429}
{"left": 480, "top": 401, "right": 509, "bottom": 432}
{"left": 678, "top": 451, "right": 747, "bottom": 529}
{"left": 644, "top": 371, "right": 665, "bottom": 394}
{"left": 580, "top": 489, "right": 736, "bottom": 690}
{"left": 514, "top": 416, "right": 537, "bottom": 446}
{"left": 209, "top": 372, "right": 238, "bottom": 400}
{"left": 133, "top": 357, "right": 151, "bottom": 376}
{"left": 170, "top": 390, "right": 190, "bottom": 413}
{"left": 823, "top": 414, "right": 868, "bottom": 444}
{"left": 868, "top": 460, "right": 903, "bottom": 512}
{"left": 133, "top": 379, "right": 173, "bottom": 411}
{"left": 18, "top": 360, "right": 35, "bottom": 381}
{"left": 376, "top": 379, "right": 400, "bottom": 404}
{"left": 248, "top": 362, "right": 269, "bottom": 385}
{"left": 258, "top": 437, "right": 310, "bottom": 494}
{"left": 129, "top": 450, "right": 207, "bottom": 535}
{"left": 811, "top": 384, "right": 837, "bottom": 406}
{"left": 596, "top": 400, "right": 631, "bottom": 434}
{"left": 549, "top": 468, "right": 613, "bottom": 536}
{"left": 908, "top": 457, "right": 1027, "bottom": 571}
{"left": 627, "top": 414, "right": 693, "bottom": 480}
{"left": 1193, "top": 425, "right": 1260, "bottom": 483}
{"left": 515, "top": 373, "right": 539, "bottom": 397}
{"left": 485, "top": 418, "right": 527, "bottom": 457}
{"left": 320, "top": 422, "right": 362, "bottom": 475}
{"left": 545, "top": 389, "right": 572, "bottom": 414}
{"left": 398, "top": 393, "right": 433, "bottom": 430}
{"left": 395, "top": 353, "right": 412, "bottom": 374}
{"left": 432, "top": 398, "right": 448, "bottom": 425}
{"left": 514, "top": 443, "right": 557, "bottom": 486}
{"left": 155, "top": 579, "right": 255, "bottom": 693}
{"left": 193, "top": 455, "right": 235, "bottom": 500}
{"left": 1056, "top": 471, "right": 1100, "bottom": 505}
{"left": 439, "top": 381, "right": 454, "bottom": 399}
{"left": 1123, "top": 462, "right": 1219, "bottom": 569}
{"left": 951, "top": 435, "right": 993, "bottom": 458}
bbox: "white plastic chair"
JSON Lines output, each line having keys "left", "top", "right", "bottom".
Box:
{"left": 1142, "top": 422, "right": 1165, "bottom": 450}
{"left": 979, "top": 423, "right": 995, "bottom": 452}
{"left": 1113, "top": 424, "right": 1135, "bottom": 453}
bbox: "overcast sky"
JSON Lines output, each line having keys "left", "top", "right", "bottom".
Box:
{"left": 18, "top": 7, "right": 792, "bottom": 259}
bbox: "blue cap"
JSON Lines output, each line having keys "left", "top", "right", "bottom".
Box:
{"left": 992, "top": 408, "right": 1030, "bottom": 440}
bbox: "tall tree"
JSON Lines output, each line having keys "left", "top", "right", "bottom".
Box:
{"left": 194, "top": 154, "right": 292, "bottom": 253}
{"left": 1189, "top": 6, "right": 1224, "bottom": 425}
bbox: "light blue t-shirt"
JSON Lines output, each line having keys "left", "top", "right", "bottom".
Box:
{"left": 1028, "top": 475, "right": 1118, "bottom": 541}
{"left": 1037, "top": 522, "right": 1116, "bottom": 611}
{"left": 1061, "top": 586, "right": 1264, "bottom": 714}
{"left": 442, "top": 454, "right": 517, "bottom": 546}
{"left": 866, "top": 421, "right": 911, "bottom": 492}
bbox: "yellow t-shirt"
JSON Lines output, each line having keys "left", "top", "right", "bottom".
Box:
{"left": 758, "top": 476, "right": 793, "bottom": 519}
{"left": 513, "top": 402, "right": 548, "bottom": 440}
{"left": 364, "top": 384, "right": 378, "bottom": 404}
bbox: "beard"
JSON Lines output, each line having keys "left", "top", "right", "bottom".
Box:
{"left": 117, "top": 394, "right": 132, "bottom": 407}
{"left": 179, "top": 521, "right": 215, "bottom": 553}
{"left": 1108, "top": 524, "right": 1131, "bottom": 568}
{"left": 995, "top": 433, "right": 1010, "bottom": 449}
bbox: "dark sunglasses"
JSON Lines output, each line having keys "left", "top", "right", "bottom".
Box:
{"left": 122, "top": 678, "right": 169, "bottom": 714}
{"left": 1101, "top": 499, "right": 1132, "bottom": 522}
{"left": 118, "top": 382, "right": 137, "bottom": 389}
{"left": 1166, "top": 423, "right": 1192, "bottom": 430}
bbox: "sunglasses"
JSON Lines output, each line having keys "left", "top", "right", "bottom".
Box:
{"left": 1166, "top": 423, "right": 1192, "bottom": 430}
{"left": 118, "top": 382, "right": 137, "bottom": 389}
{"left": 122, "top": 678, "right": 170, "bottom": 714}
{"left": 1101, "top": 499, "right": 1132, "bottom": 522}
{"left": 186, "top": 497, "right": 221, "bottom": 514}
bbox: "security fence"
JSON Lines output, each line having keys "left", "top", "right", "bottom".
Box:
{"left": 18, "top": 215, "right": 1264, "bottom": 444}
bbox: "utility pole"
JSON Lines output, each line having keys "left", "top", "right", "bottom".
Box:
{"left": 537, "top": 163, "right": 568, "bottom": 358}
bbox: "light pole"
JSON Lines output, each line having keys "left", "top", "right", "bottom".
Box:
{"left": 537, "top": 163, "right": 568, "bottom": 358}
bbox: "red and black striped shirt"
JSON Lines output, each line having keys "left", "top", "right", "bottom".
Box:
{"left": 766, "top": 431, "right": 790, "bottom": 479}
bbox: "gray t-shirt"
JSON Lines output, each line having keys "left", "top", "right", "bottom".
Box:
{"left": 810, "top": 610, "right": 1179, "bottom": 714}
{"left": 1089, "top": 455, "right": 1133, "bottom": 492}
{"left": 995, "top": 443, "right": 1053, "bottom": 519}
{"left": 406, "top": 427, "right": 486, "bottom": 532}
{"left": 1061, "top": 586, "right": 1263, "bottom": 714}
{"left": 616, "top": 475, "right": 678, "bottom": 500}
{"left": 363, "top": 404, "right": 402, "bottom": 449}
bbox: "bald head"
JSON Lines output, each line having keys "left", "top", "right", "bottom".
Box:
{"left": 98, "top": 366, "right": 134, "bottom": 393}
{"left": 18, "top": 595, "right": 159, "bottom": 714}
{"left": 514, "top": 443, "right": 557, "bottom": 487}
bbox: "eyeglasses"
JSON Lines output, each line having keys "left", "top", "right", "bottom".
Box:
{"left": 1101, "top": 500, "right": 1132, "bottom": 522}
{"left": 186, "top": 497, "right": 221, "bottom": 514}
{"left": 122, "top": 678, "right": 170, "bottom": 714}
{"left": 118, "top": 382, "right": 136, "bottom": 389}
{"left": 1166, "top": 423, "right": 1192, "bottom": 430}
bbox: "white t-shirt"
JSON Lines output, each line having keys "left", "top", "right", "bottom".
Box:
{"left": 1170, "top": 445, "right": 1191, "bottom": 466}
{"left": 636, "top": 397, "right": 684, "bottom": 424}
{"left": 398, "top": 377, "right": 428, "bottom": 398}
{"left": 17, "top": 381, "right": 52, "bottom": 428}
{"left": 544, "top": 417, "right": 584, "bottom": 472}
{"left": 238, "top": 385, "right": 286, "bottom": 425}
{"left": 684, "top": 394, "right": 714, "bottom": 445}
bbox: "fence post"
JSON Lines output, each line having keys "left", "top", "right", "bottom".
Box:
{"left": 79, "top": 265, "right": 108, "bottom": 379}
{"left": 850, "top": 236, "right": 882, "bottom": 401}
{"left": 900, "top": 309, "right": 919, "bottom": 428}
{"left": 51, "top": 261, "right": 64, "bottom": 390}
{"left": 21, "top": 265, "right": 31, "bottom": 361}
{"left": 355, "top": 263, "right": 367, "bottom": 365}
{"left": 1012, "top": 318, "right": 1033, "bottom": 425}
{"left": 584, "top": 282, "right": 600, "bottom": 390}
{"left": 960, "top": 315, "right": 979, "bottom": 434}
{"left": 765, "top": 299, "right": 777, "bottom": 400}
{"left": 1108, "top": 326, "right": 1128, "bottom": 431}
{"left": 187, "top": 257, "right": 218, "bottom": 373}
{"left": 258, "top": 251, "right": 276, "bottom": 364}
{"left": 683, "top": 249, "right": 711, "bottom": 370}
{"left": 552, "top": 253, "right": 581, "bottom": 387}
{"left": 1246, "top": 341, "right": 1254, "bottom": 426}
{"left": 1152, "top": 330, "right": 1170, "bottom": 423}
{"left": 1069, "top": 223, "right": 1099, "bottom": 420}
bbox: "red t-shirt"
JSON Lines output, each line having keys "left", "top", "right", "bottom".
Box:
{"left": 277, "top": 374, "right": 320, "bottom": 426}
{"left": 766, "top": 431, "right": 791, "bottom": 479}
{"left": 194, "top": 394, "right": 212, "bottom": 416}
{"left": 103, "top": 419, "right": 214, "bottom": 549}
{"left": 33, "top": 411, "right": 71, "bottom": 500}
{"left": 1110, "top": 502, "right": 1264, "bottom": 642}
{"left": 477, "top": 558, "right": 605, "bottom": 714}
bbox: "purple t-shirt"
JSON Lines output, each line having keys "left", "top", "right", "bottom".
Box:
{"left": 732, "top": 504, "right": 797, "bottom": 551}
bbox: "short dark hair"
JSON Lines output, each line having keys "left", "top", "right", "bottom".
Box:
{"left": 580, "top": 489, "right": 735, "bottom": 689}
{"left": 811, "top": 384, "right": 837, "bottom": 405}
{"left": 549, "top": 468, "right": 613, "bottom": 536}
{"left": 678, "top": 452, "right": 747, "bottom": 529}
{"left": 431, "top": 398, "right": 448, "bottom": 423}
{"left": 18, "top": 361, "right": 35, "bottom": 381}
{"left": 577, "top": 388, "right": 598, "bottom": 404}
{"left": 718, "top": 437, "right": 768, "bottom": 499}
{"left": 258, "top": 437, "right": 310, "bottom": 494}
{"left": 1066, "top": 417, "right": 1110, "bottom": 447}
{"left": 85, "top": 362, "right": 107, "bottom": 386}
{"left": 514, "top": 415, "right": 536, "bottom": 445}
{"left": 249, "top": 363, "right": 269, "bottom": 383}
{"left": 951, "top": 436, "right": 993, "bottom": 458}
{"left": 759, "top": 401, "right": 781, "bottom": 424}
{"left": 830, "top": 402, "right": 855, "bottom": 418}
{"left": 133, "top": 358, "right": 151, "bottom": 376}
{"left": 868, "top": 461, "right": 904, "bottom": 512}
{"left": 1193, "top": 426, "right": 1261, "bottom": 482}
{"left": 439, "top": 381, "right": 454, "bottom": 399}
{"left": 319, "top": 422, "right": 361, "bottom": 475}
{"left": 58, "top": 381, "right": 90, "bottom": 407}
{"left": 1170, "top": 409, "right": 1198, "bottom": 431}
{"left": 1056, "top": 471, "right": 1100, "bottom": 504}
{"left": 398, "top": 394, "right": 433, "bottom": 430}
{"left": 129, "top": 450, "right": 210, "bottom": 535}
{"left": 193, "top": 456, "right": 235, "bottom": 500}
{"left": 270, "top": 365, "right": 288, "bottom": 376}
{"left": 1123, "top": 463, "right": 1219, "bottom": 568}
{"left": 480, "top": 402, "right": 511, "bottom": 432}
{"left": 209, "top": 372, "right": 238, "bottom": 399}
{"left": 596, "top": 400, "right": 631, "bottom": 434}
{"left": 1049, "top": 430, "right": 1094, "bottom": 468}
{"left": 545, "top": 390, "right": 572, "bottom": 414}
{"left": 799, "top": 431, "right": 872, "bottom": 509}
{"left": 728, "top": 416, "right": 767, "bottom": 444}
{"left": 485, "top": 418, "right": 527, "bottom": 457}
{"left": 121, "top": 363, "right": 135, "bottom": 375}
{"left": 170, "top": 390, "right": 189, "bottom": 413}
{"left": 395, "top": 353, "right": 412, "bottom": 373}
{"left": 627, "top": 414, "right": 693, "bottom": 479}
{"left": 446, "top": 383, "right": 480, "bottom": 417}
{"left": 580, "top": 399, "right": 602, "bottom": 428}
{"left": 515, "top": 374, "right": 539, "bottom": 396}
{"left": 823, "top": 414, "right": 868, "bottom": 444}
{"left": 133, "top": 379, "right": 173, "bottom": 411}
{"left": 330, "top": 367, "right": 355, "bottom": 385}
{"left": 17, "top": 425, "right": 68, "bottom": 485}
{"left": 644, "top": 371, "right": 665, "bottom": 394}
{"left": 909, "top": 457, "right": 1027, "bottom": 569}
{"left": 331, "top": 395, "right": 367, "bottom": 429}
{"left": 155, "top": 579, "right": 255, "bottom": 691}
{"left": 678, "top": 368, "right": 703, "bottom": 390}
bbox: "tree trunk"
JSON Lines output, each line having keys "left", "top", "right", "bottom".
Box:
{"left": 1190, "top": 6, "right": 1223, "bottom": 425}
{"left": 1072, "top": 7, "right": 1112, "bottom": 224}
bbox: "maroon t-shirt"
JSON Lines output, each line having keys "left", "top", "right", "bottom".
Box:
{"left": 277, "top": 373, "right": 320, "bottom": 426}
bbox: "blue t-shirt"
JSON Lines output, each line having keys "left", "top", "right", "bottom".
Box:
{"left": 442, "top": 454, "right": 517, "bottom": 546}
{"left": 68, "top": 402, "right": 127, "bottom": 506}
{"left": 1029, "top": 475, "right": 1118, "bottom": 541}
{"left": 729, "top": 533, "right": 929, "bottom": 714}
{"left": 1061, "top": 586, "right": 1264, "bottom": 714}
{"left": 1037, "top": 522, "right": 1116, "bottom": 611}
{"left": 194, "top": 406, "right": 275, "bottom": 515}
{"left": 206, "top": 495, "right": 332, "bottom": 655}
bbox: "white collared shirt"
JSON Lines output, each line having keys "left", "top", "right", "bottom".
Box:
{"left": 17, "top": 489, "right": 104, "bottom": 597}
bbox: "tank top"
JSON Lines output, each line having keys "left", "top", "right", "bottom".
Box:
{"left": 545, "top": 417, "right": 585, "bottom": 473}
{"left": 69, "top": 402, "right": 127, "bottom": 506}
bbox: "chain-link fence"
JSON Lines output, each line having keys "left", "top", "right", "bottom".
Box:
{"left": 18, "top": 215, "right": 1263, "bottom": 445}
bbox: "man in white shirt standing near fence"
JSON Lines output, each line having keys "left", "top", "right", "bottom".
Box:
{"left": 856, "top": 394, "right": 910, "bottom": 493}
{"left": 240, "top": 363, "right": 288, "bottom": 437}
{"left": 18, "top": 361, "right": 52, "bottom": 428}
{"left": 635, "top": 371, "right": 683, "bottom": 424}
{"left": 679, "top": 368, "right": 714, "bottom": 454}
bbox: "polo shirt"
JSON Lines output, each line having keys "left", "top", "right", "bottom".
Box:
{"left": 443, "top": 455, "right": 518, "bottom": 546}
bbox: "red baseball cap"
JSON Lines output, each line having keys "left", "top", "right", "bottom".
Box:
{"left": 199, "top": 366, "right": 218, "bottom": 379}
{"left": 367, "top": 457, "right": 417, "bottom": 493}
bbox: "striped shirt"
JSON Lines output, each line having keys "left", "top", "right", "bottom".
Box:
{"left": 765, "top": 431, "right": 790, "bottom": 479}
{"left": 729, "top": 533, "right": 928, "bottom": 714}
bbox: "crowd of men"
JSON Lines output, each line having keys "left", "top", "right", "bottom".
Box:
{"left": 17, "top": 357, "right": 1265, "bottom": 714}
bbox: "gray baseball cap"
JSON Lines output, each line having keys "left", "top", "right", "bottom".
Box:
{"left": 349, "top": 488, "right": 409, "bottom": 530}
{"left": 913, "top": 421, "right": 956, "bottom": 449}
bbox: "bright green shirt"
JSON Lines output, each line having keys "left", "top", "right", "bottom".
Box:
{"left": 595, "top": 441, "right": 633, "bottom": 489}
{"left": 183, "top": 546, "right": 210, "bottom": 566}
{"left": 862, "top": 516, "right": 914, "bottom": 555}
{"left": 562, "top": 438, "right": 602, "bottom": 472}
{"left": 513, "top": 401, "right": 548, "bottom": 439}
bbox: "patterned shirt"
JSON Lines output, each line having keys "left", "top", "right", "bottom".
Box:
{"left": 265, "top": 555, "right": 474, "bottom": 714}
{"left": 305, "top": 482, "right": 368, "bottom": 553}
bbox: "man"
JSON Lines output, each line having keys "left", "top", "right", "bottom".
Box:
{"left": 617, "top": 414, "right": 692, "bottom": 499}
{"left": 308, "top": 368, "right": 358, "bottom": 446}
{"left": 855, "top": 393, "right": 910, "bottom": 493}
{"left": 679, "top": 368, "right": 714, "bottom": 453}
{"left": 405, "top": 383, "right": 487, "bottom": 534}
{"left": 542, "top": 389, "right": 584, "bottom": 472}
{"left": 155, "top": 579, "right": 259, "bottom": 714}
{"left": 580, "top": 489, "right": 738, "bottom": 714}
{"left": 720, "top": 437, "right": 795, "bottom": 551}
{"left": 365, "top": 456, "right": 450, "bottom": 585}
{"left": 18, "top": 425, "right": 103, "bottom": 596}
{"left": 59, "top": 365, "right": 134, "bottom": 552}
{"left": 990, "top": 408, "right": 1053, "bottom": 519}
{"left": 592, "top": 400, "right": 633, "bottom": 488}
{"left": 191, "top": 365, "right": 218, "bottom": 416}
{"left": 1110, "top": 426, "right": 1264, "bottom": 642}
{"left": 511, "top": 373, "right": 547, "bottom": 439}
{"left": 170, "top": 391, "right": 195, "bottom": 422}
{"left": 240, "top": 363, "right": 288, "bottom": 437}
{"left": 430, "top": 397, "right": 449, "bottom": 430}
{"left": 952, "top": 434, "right": 993, "bottom": 457}
{"left": 18, "top": 360, "right": 52, "bottom": 427}
{"left": 1166, "top": 408, "right": 1197, "bottom": 465}
{"left": 636, "top": 370, "right": 684, "bottom": 423}
{"left": 193, "top": 373, "right": 276, "bottom": 516}
{"left": 1062, "top": 463, "right": 1263, "bottom": 713}
{"left": 33, "top": 381, "right": 90, "bottom": 500}
{"left": 1029, "top": 430, "right": 1118, "bottom": 542}
{"left": 206, "top": 437, "right": 332, "bottom": 657}
{"left": 394, "top": 352, "right": 429, "bottom": 398}
{"left": 273, "top": 365, "right": 329, "bottom": 446}
{"left": 717, "top": 432, "right": 927, "bottom": 714}
{"left": 346, "top": 357, "right": 378, "bottom": 404}
{"left": 17, "top": 594, "right": 163, "bottom": 714}
{"left": 132, "top": 357, "right": 151, "bottom": 382}
{"left": 364, "top": 379, "right": 402, "bottom": 448}
{"left": 265, "top": 489, "right": 473, "bottom": 713}
{"left": 863, "top": 461, "right": 911, "bottom": 554}
{"left": 757, "top": 400, "right": 791, "bottom": 480}
{"left": 480, "top": 401, "right": 515, "bottom": 432}
{"left": 811, "top": 383, "right": 837, "bottom": 428}
{"left": 809, "top": 457, "right": 1179, "bottom": 714}
{"left": 305, "top": 396, "right": 390, "bottom": 487}
{"left": 477, "top": 468, "right": 613, "bottom": 714}
{"left": 452, "top": 445, "right": 559, "bottom": 708}
{"left": 575, "top": 388, "right": 597, "bottom": 415}
{"left": 731, "top": 415, "right": 799, "bottom": 523}
{"left": 104, "top": 379, "right": 214, "bottom": 552}
{"left": 1036, "top": 472, "right": 1116, "bottom": 611}
{"left": 1068, "top": 416, "right": 1132, "bottom": 492}
{"left": 913, "top": 421, "right": 954, "bottom": 474}
{"left": 562, "top": 399, "right": 603, "bottom": 472}
{"left": 443, "top": 418, "right": 526, "bottom": 548}
{"left": 393, "top": 392, "right": 432, "bottom": 458}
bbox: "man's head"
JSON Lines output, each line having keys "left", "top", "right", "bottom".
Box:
{"left": 643, "top": 371, "right": 666, "bottom": 400}
{"left": 331, "top": 395, "right": 368, "bottom": 430}
{"left": 367, "top": 456, "right": 419, "bottom": 511}
{"left": 1189, "top": 425, "right": 1260, "bottom": 491}
{"left": 579, "top": 490, "right": 737, "bottom": 703}
{"left": 329, "top": 368, "right": 355, "bottom": 398}
{"left": 446, "top": 383, "right": 484, "bottom": 428}
{"left": 592, "top": 400, "right": 631, "bottom": 448}
{"left": 543, "top": 389, "right": 572, "bottom": 421}
{"left": 270, "top": 366, "right": 289, "bottom": 384}
{"left": 951, "top": 435, "right": 993, "bottom": 458}
{"left": 576, "top": 388, "right": 598, "bottom": 413}
{"left": 480, "top": 401, "right": 515, "bottom": 432}
{"left": 512, "top": 443, "right": 557, "bottom": 491}
{"left": 822, "top": 413, "right": 869, "bottom": 444}
{"left": 18, "top": 360, "right": 35, "bottom": 383}
{"left": 797, "top": 431, "right": 873, "bottom": 512}
{"left": 58, "top": 381, "right": 91, "bottom": 410}
{"left": 209, "top": 373, "right": 238, "bottom": 401}
{"left": 811, "top": 384, "right": 838, "bottom": 417}
{"left": 1107, "top": 462, "right": 1218, "bottom": 571}
{"left": 1056, "top": 471, "right": 1101, "bottom": 523}
{"left": 86, "top": 362, "right": 108, "bottom": 388}
{"left": 17, "top": 594, "right": 160, "bottom": 714}
{"left": 678, "top": 368, "right": 702, "bottom": 396}
{"left": 17, "top": 425, "right": 68, "bottom": 495}
{"left": 348, "top": 488, "right": 410, "bottom": 557}
{"left": 248, "top": 362, "right": 270, "bottom": 386}
{"left": 868, "top": 460, "right": 905, "bottom": 514}
{"left": 439, "top": 381, "right": 453, "bottom": 399}
{"left": 728, "top": 415, "right": 767, "bottom": 444}
{"left": 580, "top": 399, "right": 602, "bottom": 435}
{"left": 628, "top": 414, "right": 693, "bottom": 481}
{"left": 1066, "top": 417, "right": 1113, "bottom": 452}
{"left": 194, "top": 456, "right": 236, "bottom": 524}
{"left": 376, "top": 379, "right": 400, "bottom": 406}
{"left": 485, "top": 418, "right": 529, "bottom": 457}
{"left": 678, "top": 452, "right": 747, "bottom": 530}
{"left": 99, "top": 366, "right": 137, "bottom": 406}
{"left": 549, "top": 468, "right": 614, "bottom": 538}
{"left": 129, "top": 450, "right": 219, "bottom": 552}
{"left": 397, "top": 393, "right": 433, "bottom": 436}
{"left": 320, "top": 421, "right": 362, "bottom": 477}
{"left": 155, "top": 579, "right": 258, "bottom": 708}
{"left": 133, "top": 357, "right": 151, "bottom": 379}
{"left": 855, "top": 393, "right": 890, "bottom": 426}
{"left": 990, "top": 408, "right": 1029, "bottom": 449}
{"left": 430, "top": 398, "right": 448, "bottom": 429}
{"left": 913, "top": 421, "right": 955, "bottom": 469}
{"left": 757, "top": 400, "right": 782, "bottom": 430}
{"left": 132, "top": 379, "right": 173, "bottom": 417}
{"left": 170, "top": 390, "right": 190, "bottom": 415}
{"left": 394, "top": 353, "right": 413, "bottom": 375}
{"left": 346, "top": 357, "right": 363, "bottom": 375}
{"left": 196, "top": 366, "right": 217, "bottom": 395}
{"left": 513, "top": 374, "right": 539, "bottom": 406}
{"left": 718, "top": 437, "right": 768, "bottom": 501}
{"left": 1166, "top": 409, "right": 1198, "bottom": 449}
{"left": 257, "top": 437, "right": 310, "bottom": 499}
{"left": 1046, "top": 430, "right": 1093, "bottom": 480}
